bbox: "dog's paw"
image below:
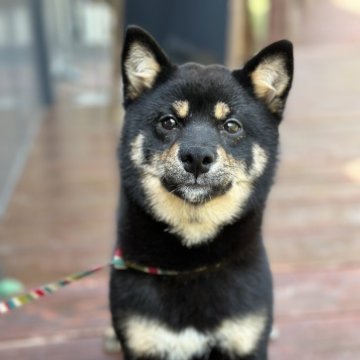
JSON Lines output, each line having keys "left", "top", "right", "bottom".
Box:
{"left": 103, "top": 326, "right": 122, "bottom": 354}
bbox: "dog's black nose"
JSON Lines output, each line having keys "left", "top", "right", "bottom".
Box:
{"left": 180, "top": 147, "right": 215, "bottom": 177}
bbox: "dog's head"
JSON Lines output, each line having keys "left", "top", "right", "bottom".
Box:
{"left": 120, "top": 26, "right": 293, "bottom": 245}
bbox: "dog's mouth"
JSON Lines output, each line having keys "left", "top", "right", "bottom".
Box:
{"left": 162, "top": 178, "right": 232, "bottom": 204}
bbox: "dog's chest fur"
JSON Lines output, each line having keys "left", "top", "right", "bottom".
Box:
{"left": 123, "top": 312, "right": 266, "bottom": 360}
{"left": 111, "top": 260, "right": 272, "bottom": 360}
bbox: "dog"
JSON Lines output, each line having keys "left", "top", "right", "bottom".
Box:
{"left": 110, "top": 26, "right": 293, "bottom": 360}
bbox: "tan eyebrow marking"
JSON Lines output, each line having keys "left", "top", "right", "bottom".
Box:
{"left": 214, "top": 102, "right": 230, "bottom": 120}
{"left": 172, "top": 100, "right": 189, "bottom": 118}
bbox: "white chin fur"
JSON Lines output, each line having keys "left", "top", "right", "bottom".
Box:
{"left": 178, "top": 185, "right": 212, "bottom": 204}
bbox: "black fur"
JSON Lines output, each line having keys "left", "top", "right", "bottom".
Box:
{"left": 110, "top": 26, "right": 293, "bottom": 360}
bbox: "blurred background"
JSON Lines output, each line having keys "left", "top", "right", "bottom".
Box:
{"left": 0, "top": 0, "right": 359, "bottom": 359}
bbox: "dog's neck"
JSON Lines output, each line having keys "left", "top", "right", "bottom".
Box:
{"left": 117, "top": 194, "right": 264, "bottom": 272}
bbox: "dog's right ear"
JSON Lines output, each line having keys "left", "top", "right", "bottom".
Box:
{"left": 232, "top": 40, "right": 293, "bottom": 119}
{"left": 122, "top": 26, "right": 174, "bottom": 103}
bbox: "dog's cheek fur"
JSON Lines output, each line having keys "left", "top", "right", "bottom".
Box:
{"left": 130, "top": 133, "right": 146, "bottom": 168}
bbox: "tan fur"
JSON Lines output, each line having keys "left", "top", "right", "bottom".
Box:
{"left": 173, "top": 100, "right": 189, "bottom": 118}
{"left": 216, "top": 312, "right": 267, "bottom": 356}
{"left": 249, "top": 143, "right": 268, "bottom": 178}
{"left": 124, "top": 43, "right": 161, "bottom": 99}
{"left": 250, "top": 56, "right": 290, "bottom": 113}
{"left": 124, "top": 311, "right": 266, "bottom": 359}
{"left": 130, "top": 133, "right": 268, "bottom": 246}
{"left": 214, "top": 102, "right": 230, "bottom": 120}
{"left": 130, "top": 133, "right": 146, "bottom": 167}
{"left": 103, "top": 327, "right": 122, "bottom": 353}
{"left": 124, "top": 316, "right": 210, "bottom": 360}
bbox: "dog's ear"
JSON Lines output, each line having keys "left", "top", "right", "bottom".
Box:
{"left": 233, "top": 40, "right": 293, "bottom": 118}
{"left": 122, "top": 26, "right": 173, "bottom": 103}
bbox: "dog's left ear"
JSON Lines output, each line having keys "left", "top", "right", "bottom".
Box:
{"left": 122, "top": 26, "right": 174, "bottom": 103}
{"left": 233, "top": 40, "right": 293, "bottom": 117}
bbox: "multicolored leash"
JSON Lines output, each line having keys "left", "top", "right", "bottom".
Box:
{"left": 0, "top": 264, "right": 105, "bottom": 315}
{"left": 0, "top": 248, "right": 216, "bottom": 315}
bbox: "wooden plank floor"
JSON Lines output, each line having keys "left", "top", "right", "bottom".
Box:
{"left": 1, "top": 3, "right": 360, "bottom": 359}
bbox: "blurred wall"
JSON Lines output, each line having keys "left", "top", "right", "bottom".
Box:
{"left": 0, "top": 0, "right": 42, "bottom": 216}
{"left": 0, "top": 0, "right": 113, "bottom": 217}
{"left": 44, "top": 0, "right": 112, "bottom": 106}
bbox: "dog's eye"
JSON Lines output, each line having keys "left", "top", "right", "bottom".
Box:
{"left": 160, "top": 115, "right": 178, "bottom": 130}
{"left": 224, "top": 119, "right": 243, "bottom": 134}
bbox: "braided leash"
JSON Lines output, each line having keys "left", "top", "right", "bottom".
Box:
{"left": 0, "top": 265, "right": 105, "bottom": 315}
{"left": 0, "top": 249, "right": 172, "bottom": 315}
{"left": 0, "top": 248, "right": 217, "bottom": 315}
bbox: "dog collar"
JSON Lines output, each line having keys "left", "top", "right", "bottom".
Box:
{"left": 112, "top": 248, "right": 223, "bottom": 275}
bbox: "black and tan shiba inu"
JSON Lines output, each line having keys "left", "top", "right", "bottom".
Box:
{"left": 110, "top": 26, "right": 293, "bottom": 360}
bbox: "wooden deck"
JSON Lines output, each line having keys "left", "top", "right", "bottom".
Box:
{"left": 1, "top": 3, "right": 360, "bottom": 359}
